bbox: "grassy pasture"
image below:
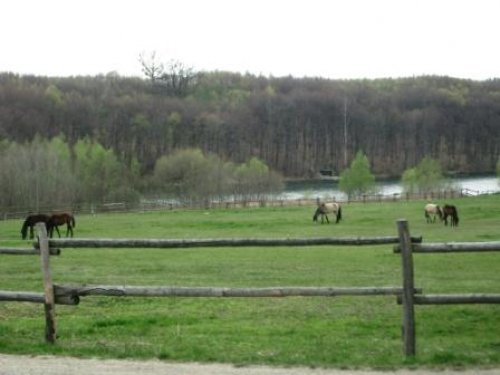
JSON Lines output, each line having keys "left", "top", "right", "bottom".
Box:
{"left": 0, "top": 195, "right": 499, "bottom": 368}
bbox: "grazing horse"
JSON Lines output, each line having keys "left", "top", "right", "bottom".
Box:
{"left": 442, "top": 204, "right": 459, "bottom": 227}
{"left": 21, "top": 214, "right": 50, "bottom": 240}
{"left": 424, "top": 203, "right": 443, "bottom": 223}
{"left": 313, "top": 202, "right": 342, "bottom": 224}
{"left": 47, "top": 213, "right": 76, "bottom": 238}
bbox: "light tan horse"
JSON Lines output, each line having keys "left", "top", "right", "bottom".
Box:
{"left": 424, "top": 203, "right": 443, "bottom": 223}
{"left": 313, "top": 202, "right": 342, "bottom": 224}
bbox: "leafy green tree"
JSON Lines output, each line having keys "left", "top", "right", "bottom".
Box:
{"left": 401, "top": 156, "right": 445, "bottom": 193}
{"left": 73, "top": 138, "right": 133, "bottom": 205}
{"left": 152, "top": 150, "right": 283, "bottom": 205}
{"left": 233, "top": 157, "right": 284, "bottom": 203}
{"left": 153, "top": 148, "right": 213, "bottom": 204}
{"left": 401, "top": 167, "right": 418, "bottom": 194}
{"left": 0, "top": 136, "right": 75, "bottom": 212}
{"left": 339, "top": 151, "right": 375, "bottom": 199}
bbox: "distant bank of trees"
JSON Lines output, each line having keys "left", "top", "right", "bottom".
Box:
{"left": 1, "top": 72, "right": 499, "bottom": 181}
{"left": 151, "top": 148, "right": 283, "bottom": 205}
{"left": 0, "top": 137, "right": 283, "bottom": 212}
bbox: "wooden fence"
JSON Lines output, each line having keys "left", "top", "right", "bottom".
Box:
{"left": 0, "top": 188, "right": 468, "bottom": 220}
{"left": 1, "top": 220, "right": 499, "bottom": 357}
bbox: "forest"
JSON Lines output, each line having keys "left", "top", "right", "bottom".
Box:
{"left": 1, "top": 71, "right": 499, "bottom": 181}
{"left": 0, "top": 72, "right": 500, "bottom": 178}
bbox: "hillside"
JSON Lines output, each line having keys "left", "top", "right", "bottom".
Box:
{"left": 1, "top": 72, "right": 499, "bottom": 178}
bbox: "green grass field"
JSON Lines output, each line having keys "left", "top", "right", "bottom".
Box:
{"left": 0, "top": 195, "right": 499, "bottom": 369}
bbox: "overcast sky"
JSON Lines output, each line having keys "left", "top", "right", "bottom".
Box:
{"left": 1, "top": 0, "right": 499, "bottom": 80}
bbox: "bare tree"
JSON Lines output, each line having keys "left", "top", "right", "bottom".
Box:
{"left": 138, "top": 51, "right": 164, "bottom": 83}
{"left": 161, "top": 59, "right": 197, "bottom": 97}
{"left": 139, "top": 52, "right": 197, "bottom": 97}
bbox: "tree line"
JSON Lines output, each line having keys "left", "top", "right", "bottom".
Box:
{"left": 0, "top": 137, "right": 283, "bottom": 213}
{"left": 1, "top": 72, "right": 499, "bottom": 181}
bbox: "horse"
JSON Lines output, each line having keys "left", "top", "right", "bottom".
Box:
{"left": 424, "top": 203, "right": 443, "bottom": 223}
{"left": 313, "top": 202, "right": 342, "bottom": 224}
{"left": 47, "top": 213, "right": 76, "bottom": 238}
{"left": 21, "top": 214, "right": 51, "bottom": 240}
{"left": 442, "top": 204, "right": 459, "bottom": 227}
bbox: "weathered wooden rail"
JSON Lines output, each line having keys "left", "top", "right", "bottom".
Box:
{"left": 36, "top": 236, "right": 422, "bottom": 249}
{"left": 0, "top": 247, "right": 60, "bottom": 255}
{"left": 53, "top": 285, "right": 411, "bottom": 304}
{"left": 1, "top": 220, "right": 499, "bottom": 358}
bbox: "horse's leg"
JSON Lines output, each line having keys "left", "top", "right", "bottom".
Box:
{"left": 324, "top": 214, "right": 329, "bottom": 224}
{"left": 55, "top": 226, "right": 61, "bottom": 238}
{"left": 29, "top": 225, "right": 34, "bottom": 239}
{"left": 66, "top": 223, "right": 74, "bottom": 237}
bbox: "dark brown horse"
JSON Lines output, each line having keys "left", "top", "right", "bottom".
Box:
{"left": 47, "top": 213, "right": 76, "bottom": 238}
{"left": 442, "top": 204, "right": 459, "bottom": 227}
{"left": 21, "top": 214, "right": 50, "bottom": 240}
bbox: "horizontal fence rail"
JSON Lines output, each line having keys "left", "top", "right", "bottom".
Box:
{"left": 0, "top": 247, "right": 60, "bottom": 255}
{"left": 397, "top": 294, "right": 500, "bottom": 305}
{"left": 39, "top": 236, "right": 423, "bottom": 249}
{"left": 0, "top": 291, "right": 45, "bottom": 303}
{"left": 394, "top": 241, "right": 500, "bottom": 253}
{"left": 55, "top": 285, "right": 419, "bottom": 303}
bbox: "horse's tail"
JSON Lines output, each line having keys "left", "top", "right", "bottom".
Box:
{"left": 337, "top": 205, "right": 342, "bottom": 222}
{"left": 20, "top": 219, "right": 28, "bottom": 239}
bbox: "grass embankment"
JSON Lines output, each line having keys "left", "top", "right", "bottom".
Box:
{"left": 0, "top": 195, "right": 499, "bottom": 368}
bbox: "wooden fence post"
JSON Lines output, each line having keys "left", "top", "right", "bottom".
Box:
{"left": 397, "top": 219, "right": 416, "bottom": 357}
{"left": 37, "top": 223, "right": 56, "bottom": 343}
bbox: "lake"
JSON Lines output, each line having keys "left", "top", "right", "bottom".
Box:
{"left": 282, "top": 175, "right": 500, "bottom": 201}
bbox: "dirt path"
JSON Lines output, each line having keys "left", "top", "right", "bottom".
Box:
{"left": 1, "top": 354, "right": 499, "bottom": 375}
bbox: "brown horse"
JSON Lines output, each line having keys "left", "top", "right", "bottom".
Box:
{"left": 47, "top": 213, "right": 76, "bottom": 238}
{"left": 442, "top": 204, "right": 459, "bottom": 227}
{"left": 21, "top": 214, "right": 50, "bottom": 240}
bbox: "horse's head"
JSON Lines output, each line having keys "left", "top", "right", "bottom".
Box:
{"left": 436, "top": 205, "right": 444, "bottom": 220}
{"left": 452, "top": 208, "right": 459, "bottom": 225}
{"left": 20, "top": 218, "right": 29, "bottom": 239}
{"left": 313, "top": 208, "right": 320, "bottom": 222}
